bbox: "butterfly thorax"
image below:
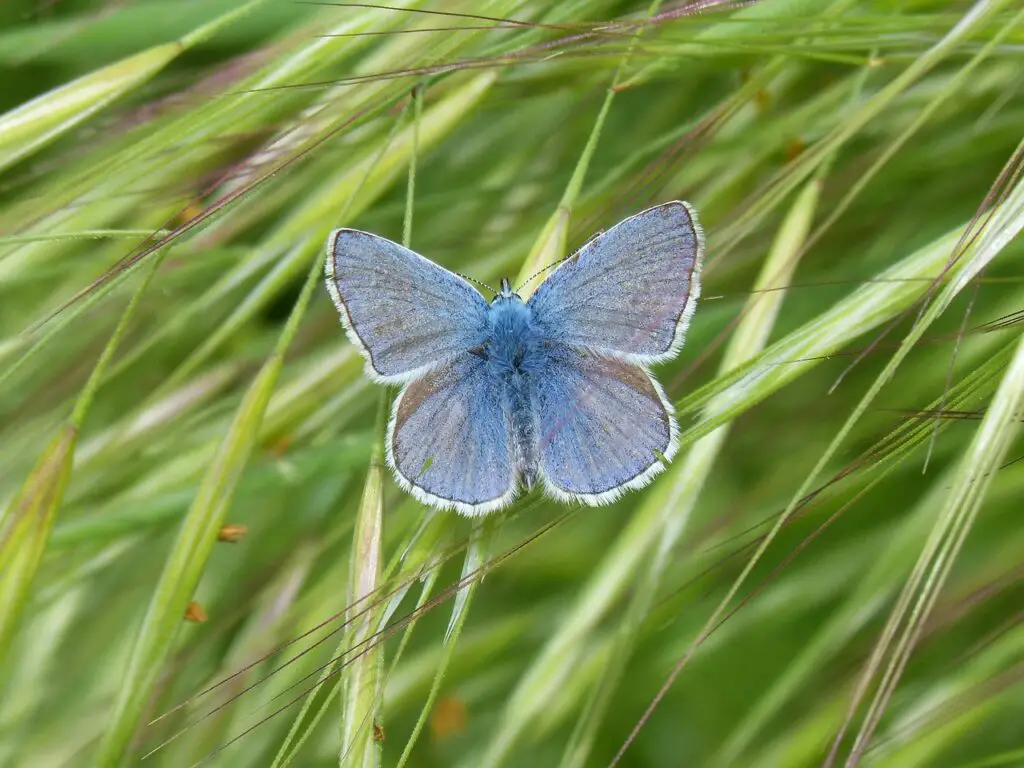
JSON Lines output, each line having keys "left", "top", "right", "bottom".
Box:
{"left": 482, "top": 290, "right": 543, "bottom": 490}
{"left": 482, "top": 293, "right": 540, "bottom": 372}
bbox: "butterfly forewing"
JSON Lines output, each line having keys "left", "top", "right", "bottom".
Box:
{"left": 326, "top": 230, "right": 488, "bottom": 381}
{"left": 527, "top": 201, "right": 702, "bottom": 364}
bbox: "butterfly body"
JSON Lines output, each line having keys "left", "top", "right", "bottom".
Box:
{"left": 482, "top": 280, "right": 545, "bottom": 490}
{"left": 326, "top": 202, "right": 704, "bottom": 515}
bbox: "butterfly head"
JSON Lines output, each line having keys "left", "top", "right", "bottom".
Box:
{"left": 494, "top": 277, "right": 521, "bottom": 304}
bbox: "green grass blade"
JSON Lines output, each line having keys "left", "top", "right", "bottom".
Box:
{"left": 338, "top": 396, "right": 387, "bottom": 768}
{"left": 0, "top": 426, "right": 76, "bottom": 660}
{"left": 394, "top": 519, "right": 495, "bottom": 767}
{"left": 96, "top": 244, "right": 324, "bottom": 766}
{"left": 836, "top": 327, "right": 1024, "bottom": 764}
{"left": 0, "top": 1, "right": 264, "bottom": 173}
{"left": 559, "top": 177, "right": 820, "bottom": 768}
{"left": 628, "top": 137, "right": 1024, "bottom": 765}
{"left": 716, "top": 338, "right": 1023, "bottom": 765}
{"left": 0, "top": 247, "right": 166, "bottom": 659}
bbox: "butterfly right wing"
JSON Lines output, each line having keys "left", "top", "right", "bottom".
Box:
{"left": 326, "top": 229, "right": 489, "bottom": 382}
{"left": 527, "top": 202, "right": 702, "bottom": 364}
{"left": 388, "top": 354, "right": 517, "bottom": 516}
{"left": 533, "top": 346, "right": 677, "bottom": 505}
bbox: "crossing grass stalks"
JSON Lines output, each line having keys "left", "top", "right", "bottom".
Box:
{"left": 0, "top": 1, "right": 1022, "bottom": 766}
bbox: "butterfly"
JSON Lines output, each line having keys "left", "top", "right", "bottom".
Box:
{"left": 324, "top": 201, "right": 704, "bottom": 515}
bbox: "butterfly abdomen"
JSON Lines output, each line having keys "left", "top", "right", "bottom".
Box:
{"left": 505, "top": 379, "right": 539, "bottom": 491}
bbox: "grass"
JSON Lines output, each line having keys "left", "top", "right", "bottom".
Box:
{"left": 0, "top": 1, "right": 1023, "bottom": 766}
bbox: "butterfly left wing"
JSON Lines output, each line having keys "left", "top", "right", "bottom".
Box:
{"left": 388, "top": 354, "right": 517, "bottom": 515}
{"left": 533, "top": 347, "right": 678, "bottom": 505}
{"left": 527, "top": 201, "right": 703, "bottom": 364}
{"left": 326, "top": 229, "right": 489, "bottom": 382}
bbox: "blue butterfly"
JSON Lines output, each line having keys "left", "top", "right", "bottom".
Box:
{"left": 325, "top": 201, "right": 704, "bottom": 515}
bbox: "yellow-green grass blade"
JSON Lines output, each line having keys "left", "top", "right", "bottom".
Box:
{"left": 96, "top": 237, "right": 325, "bottom": 765}
{"left": 0, "top": 427, "right": 77, "bottom": 659}
{"left": 625, "top": 137, "right": 1024, "bottom": 763}
{"left": 715, "top": 337, "right": 1024, "bottom": 765}
{"left": 834, "top": 327, "right": 1024, "bottom": 764}
{"left": 0, "top": 249, "right": 166, "bottom": 660}
{"left": 0, "top": 1, "right": 265, "bottom": 174}
{"left": 558, "top": 177, "right": 820, "bottom": 768}
{"left": 338, "top": 396, "right": 387, "bottom": 768}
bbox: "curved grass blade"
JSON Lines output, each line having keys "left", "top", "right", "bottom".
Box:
{"left": 558, "top": 176, "right": 819, "bottom": 768}
{"left": 614, "top": 129, "right": 1024, "bottom": 768}
{"left": 96, "top": 238, "right": 325, "bottom": 766}
{"left": 0, "top": 250, "right": 167, "bottom": 661}
{"left": 0, "top": 1, "right": 265, "bottom": 174}
{"left": 715, "top": 335, "right": 1024, "bottom": 764}
{"left": 832, "top": 332, "right": 1024, "bottom": 766}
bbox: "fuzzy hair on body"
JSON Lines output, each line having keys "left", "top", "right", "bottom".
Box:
{"left": 325, "top": 201, "right": 704, "bottom": 516}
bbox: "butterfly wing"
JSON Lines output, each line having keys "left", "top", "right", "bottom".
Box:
{"left": 533, "top": 347, "right": 677, "bottom": 504}
{"left": 326, "top": 229, "right": 489, "bottom": 382}
{"left": 527, "top": 201, "right": 703, "bottom": 364}
{"left": 388, "top": 354, "right": 516, "bottom": 515}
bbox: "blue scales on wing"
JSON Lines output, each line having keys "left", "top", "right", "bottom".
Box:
{"left": 326, "top": 229, "right": 489, "bottom": 381}
{"left": 324, "top": 201, "right": 704, "bottom": 515}
{"left": 388, "top": 354, "right": 516, "bottom": 515}
{"left": 527, "top": 201, "right": 703, "bottom": 364}
{"left": 532, "top": 347, "right": 677, "bottom": 505}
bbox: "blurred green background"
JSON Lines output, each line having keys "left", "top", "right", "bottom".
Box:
{"left": 1, "top": 1, "right": 1023, "bottom": 766}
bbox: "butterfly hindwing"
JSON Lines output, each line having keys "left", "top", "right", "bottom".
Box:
{"left": 326, "top": 229, "right": 488, "bottom": 382}
{"left": 388, "top": 354, "right": 517, "bottom": 515}
{"left": 533, "top": 347, "right": 677, "bottom": 504}
{"left": 527, "top": 201, "right": 703, "bottom": 364}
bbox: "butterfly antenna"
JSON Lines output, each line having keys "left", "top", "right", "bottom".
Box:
{"left": 455, "top": 271, "right": 497, "bottom": 296}
{"left": 514, "top": 252, "right": 575, "bottom": 293}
